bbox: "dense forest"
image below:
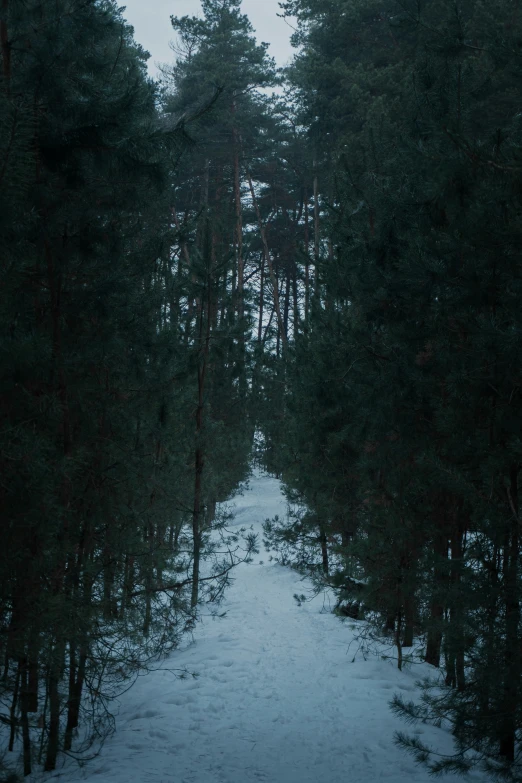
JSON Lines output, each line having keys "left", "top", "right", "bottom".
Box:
{"left": 1, "top": 0, "right": 522, "bottom": 779}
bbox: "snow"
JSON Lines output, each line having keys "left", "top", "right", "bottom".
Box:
{"left": 52, "top": 471, "right": 486, "bottom": 783}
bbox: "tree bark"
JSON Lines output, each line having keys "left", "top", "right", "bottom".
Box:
{"left": 444, "top": 505, "right": 466, "bottom": 691}
{"left": 283, "top": 267, "right": 291, "bottom": 340}
{"left": 403, "top": 594, "right": 414, "bottom": 648}
{"left": 44, "top": 640, "right": 65, "bottom": 772}
{"left": 304, "top": 194, "right": 310, "bottom": 324}
{"left": 1, "top": 0, "right": 10, "bottom": 88}
{"left": 425, "top": 528, "right": 448, "bottom": 667}
{"left": 8, "top": 660, "right": 20, "bottom": 752}
{"left": 64, "top": 643, "right": 87, "bottom": 752}
{"left": 233, "top": 125, "right": 243, "bottom": 323}
{"left": 191, "top": 245, "right": 212, "bottom": 609}
{"left": 313, "top": 164, "right": 320, "bottom": 305}
{"left": 20, "top": 663, "right": 31, "bottom": 776}
{"left": 258, "top": 248, "right": 265, "bottom": 344}
{"left": 246, "top": 171, "right": 287, "bottom": 347}
{"left": 499, "top": 465, "right": 520, "bottom": 761}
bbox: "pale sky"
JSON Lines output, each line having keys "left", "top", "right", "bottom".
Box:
{"left": 122, "top": 0, "right": 297, "bottom": 77}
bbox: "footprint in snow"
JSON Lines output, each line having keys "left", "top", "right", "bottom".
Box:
{"left": 126, "top": 742, "right": 147, "bottom": 750}
{"left": 165, "top": 695, "right": 195, "bottom": 706}
{"left": 149, "top": 728, "right": 169, "bottom": 740}
{"left": 209, "top": 673, "right": 228, "bottom": 683}
{"left": 129, "top": 710, "right": 157, "bottom": 721}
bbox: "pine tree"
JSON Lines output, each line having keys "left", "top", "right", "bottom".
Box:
{"left": 0, "top": 0, "right": 255, "bottom": 774}
{"left": 272, "top": 0, "right": 522, "bottom": 776}
{"left": 159, "top": 0, "right": 280, "bottom": 604}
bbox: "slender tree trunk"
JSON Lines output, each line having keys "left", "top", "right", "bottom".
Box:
{"left": 499, "top": 465, "right": 520, "bottom": 761}
{"left": 313, "top": 163, "right": 320, "bottom": 303}
{"left": 26, "top": 628, "right": 39, "bottom": 713}
{"left": 123, "top": 554, "right": 135, "bottom": 611}
{"left": 63, "top": 641, "right": 76, "bottom": 750}
{"left": 292, "top": 259, "right": 299, "bottom": 340}
{"left": 37, "top": 672, "right": 49, "bottom": 765}
{"left": 64, "top": 643, "right": 87, "bottom": 752}
{"left": 304, "top": 194, "right": 310, "bottom": 324}
{"left": 283, "top": 268, "right": 291, "bottom": 339}
{"left": 44, "top": 640, "right": 65, "bottom": 771}
{"left": 103, "top": 546, "right": 116, "bottom": 620}
{"left": 396, "top": 607, "right": 403, "bottom": 671}
{"left": 258, "top": 249, "right": 265, "bottom": 344}
{"left": 8, "top": 660, "right": 20, "bottom": 752}
{"left": 1, "top": 0, "right": 11, "bottom": 89}
{"left": 205, "top": 499, "right": 216, "bottom": 531}
{"left": 445, "top": 506, "right": 466, "bottom": 691}
{"left": 233, "top": 126, "right": 243, "bottom": 322}
{"left": 479, "top": 543, "right": 499, "bottom": 718}
{"left": 191, "top": 444, "right": 204, "bottom": 609}
{"left": 262, "top": 305, "right": 275, "bottom": 348}
{"left": 45, "top": 669, "right": 59, "bottom": 770}
{"left": 425, "top": 529, "right": 448, "bottom": 667}
{"left": 172, "top": 207, "right": 194, "bottom": 330}
{"left": 191, "top": 245, "right": 212, "bottom": 609}
{"left": 20, "top": 662, "right": 31, "bottom": 776}
{"left": 403, "top": 594, "right": 414, "bottom": 648}
{"left": 143, "top": 519, "right": 155, "bottom": 637}
{"left": 246, "top": 171, "right": 287, "bottom": 347}
{"left": 64, "top": 528, "right": 92, "bottom": 751}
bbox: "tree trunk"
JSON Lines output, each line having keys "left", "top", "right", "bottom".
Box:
{"left": 233, "top": 125, "right": 243, "bottom": 323}
{"left": 403, "top": 594, "right": 414, "bottom": 648}
{"left": 44, "top": 640, "right": 64, "bottom": 772}
{"left": 246, "top": 171, "right": 287, "bottom": 347}
{"left": 8, "top": 660, "right": 20, "bottom": 752}
{"left": 1, "top": 0, "right": 11, "bottom": 88}
{"left": 313, "top": 164, "right": 320, "bottom": 305}
{"left": 191, "top": 445, "right": 204, "bottom": 609}
{"left": 142, "top": 520, "right": 154, "bottom": 637}
{"left": 20, "top": 663, "right": 31, "bottom": 776}
{"left": 292, "top": 259, "right": 299, "bottom": 339}
{"left": 425, "top": 528, "right": 448, "bottom": 667}
{"left": 283, "top": 268, "right": 291, "bottom": 340}
{"left": 64, "top": 643, "right": 87, "bottom": 752}
{"left": 395, "top": 607, "right": 403, "bottom": 671}
{"left": 258, "top": 249, "right": 265, "bottom": 344}
{"left": 445, "top": 506, "right": 466, "bottom": 691}
{"left": 191, "top": 245, "right": 212, "bottom": 609}
{"left": 304, "top": 194, "right": 310, "bottom": 324}
{"left": 498, "top": 465, "right": 520, "bottom": 761}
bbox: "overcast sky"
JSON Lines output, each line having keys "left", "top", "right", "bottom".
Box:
{"left": 122, "top": 0, "right": 297, "bottom": 77}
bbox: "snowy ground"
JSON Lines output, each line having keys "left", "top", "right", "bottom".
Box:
{"left": 52, "top": 471, "right": 486, "bottom": 783}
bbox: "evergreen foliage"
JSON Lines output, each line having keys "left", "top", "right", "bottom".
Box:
{"left": 264, "top": 0, "right": 522, "bottom": 777}
{"left": 0, "top": 0, "right": 257, "bottom": 774}
{"left": 4, "top": 0, "right": 522, "bottom": 778}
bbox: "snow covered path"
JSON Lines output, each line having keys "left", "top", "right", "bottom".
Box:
{"left": 57, "top": 472, "right": 486, "bottom": 783}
